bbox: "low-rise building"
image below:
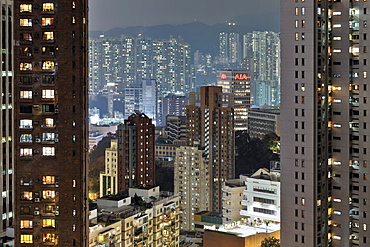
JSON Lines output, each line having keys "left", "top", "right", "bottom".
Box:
{"left": 222, "top": 178, "right": 245, "bottom": 224}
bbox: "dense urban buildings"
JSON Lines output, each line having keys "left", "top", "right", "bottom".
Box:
{"left": 116, "top": 111, "right": 155, "bottom": 192}
{"left": 186, "top": 86, "right": 235, "bottom": 213}
{"left": 243, "top": 31, "right": 280, "bottom": 107}
{"left": 281, "top": 0, "right": 370, "bottom": 246}
{"left": 217, "top": 70, "right": 251, "bottom": 130}
{"left": 15, "top": 0, "right": 89, "bottom": 245}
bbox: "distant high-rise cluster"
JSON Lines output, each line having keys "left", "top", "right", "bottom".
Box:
{"left": 88, "top": 35, "right": 194, "bottom": 95}
{"left": 219, "top": 32, "right": 241, "bottom": 66}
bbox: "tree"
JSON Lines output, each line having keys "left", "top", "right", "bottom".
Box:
{"left": 260, "top": 236, "right": 280, "bottom": 247}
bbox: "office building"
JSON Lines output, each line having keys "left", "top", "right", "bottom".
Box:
{"left": 100, "top": 140, "right": 118, "bottom": 196}
{"left": 174, "top": 146, "right": 209, "bottom": 230}
{"left": 248, "top": 108, "right": 280, "bottom": 139}
{"left": 186, "top": 86, "right": 234, "bottom": 213}
{"left": 0, "top": 0, "right": 13, "bottom": 237}
{"left": 217, "top": 70, "right": 251, "bottom": 130}
{"left": 15, "top": 0, "right": 89, "bottom": 245}
{"left": 280, "top": 0, "right": 370, "bottom": 246}
{"left": 116, "top": 111, "right": 155, "bottom": 192}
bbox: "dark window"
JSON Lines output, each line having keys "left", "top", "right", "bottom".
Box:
{"left": 20, "top": 105, "right": 32, "bottom": 113}
{"left": 42, "top": 104, "right": 54, "bottom": 112}
{"left": 42, "top": 75, "right": 55, "bottom": 84}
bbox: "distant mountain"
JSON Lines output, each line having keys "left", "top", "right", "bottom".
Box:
{"left": 89, "top": 12, "right": 279, "bottom": 57}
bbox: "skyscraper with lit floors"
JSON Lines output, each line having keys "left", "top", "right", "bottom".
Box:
{"left": 281, "top": 0, "right": 370, "bottom": 246}
{"left": 14, "top": 0, "right": 89, "bottom": 245}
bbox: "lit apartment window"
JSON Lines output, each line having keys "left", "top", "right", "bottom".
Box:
{"left": 42, "top": 18, "right": 54, "bottom": 26}
{"left": 20, "top": 19, "right": 32, "bottom": 27}
{"left": 42, "top": 89, "right": 55, "bottom": 98}
{"left": 295, "top": 7, "right": 299, "bottom": 15}
{"left": 42, "top": 61, "right": 55, "bottom": 70}
{"left": 20, "top": 91, "right": 32, "bottom": 99}
{"left": 43, "top": 32, "right": 54, "bottom": 41}
{"left": 20, "top": 62, "right": 32, "bottom": 71}
{"left": 21, "top": 235, "right": 33, "bottom": 243}
{"left": 42, "top": 3, "right": 54, "bottom": 11}
{"left": 20, "top": 119, "right": 32, "bottom": 128}
{"left": 42, "top": 219, "right": 55, "bottom": 228}
{"left": 301, "top": 7, "right": 305, "bottom": 15}
{"left": 20, "top": 4, "right": 32, "bottom": 12}
{"left": 20, "top": 220, "right": 33, "bottom": 229}
{"left": 44, "top": 118, "right": 54, "bottom": 127}
{"left": 42, "top": 234, "right": 55, "bottom": 243}
{"left": 42, "top": 147, "right": 55, "bottom": 156}
{"left": 42, "top": 190, "right": 56, "bottom": 200}
{"left": 20, "top": 191, "right": 33, "bottom": 200}
{"left": 20, "top": 148, "right": 32, "bottom": 157}
{"left": 43, "top": 176, "right": 55, "bottom": 185}
{"left": 42, "top": 133, "right": 56, "bottom": 142}
{"left": 20, "top": 134, "right": 32, "bottom": 143}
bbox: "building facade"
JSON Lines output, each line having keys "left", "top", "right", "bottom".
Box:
{"left": 186, "top": 86, "right": 235, "bottom": 213}
{"left": 248, "top": 108, "right": 280, "bottom": 139}
{"left": 174, "top": 146, "right": 209, "bottom": 230}
{"left": 15, "top": 0, "right": 89, "bottom": 245}
{"left": 100, "top": 139, "right": 118, "bottom": 196}
{"left": 280, "top": 0, "right": 370, "bottom": 246}
{"left": 117, "top": 111, "right": 155, "bottom": 192}
{"left": 217, "top": 70, "right": 251, "bottom": 130}
{"left": 222, "top": 179, "right": 244, "bottom": 224}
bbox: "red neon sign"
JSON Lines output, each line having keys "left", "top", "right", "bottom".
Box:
{"left": 220, "top": 73, "right": 227, "bottom": 80}
{"left": 234, "top": 74, "right": 249, "bottom": 80}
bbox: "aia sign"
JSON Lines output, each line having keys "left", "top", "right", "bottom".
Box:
{"left": 220, "top": 73, "right": 227, "bottom": 80}
{"left": 234, "top": 74, "right": 249, "bottom": 80}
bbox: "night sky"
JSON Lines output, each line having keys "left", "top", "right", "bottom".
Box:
{"left": 89, "top": 0, "right": 280, "bottom": 31}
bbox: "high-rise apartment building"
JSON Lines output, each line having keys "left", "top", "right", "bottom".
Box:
{"left": 15, "top": 0, "right": 89, "bottom": 245}
{"left": 0, "top": 0, "right": 13, "bottom": 236}
{"left": 162, "top": 93, "right": 188, "bottom": 124}
{"left": 217, "top": 70, "right": 251, "bottom": 130}
{"left": 281, "top": 0, "right": 370, "bottom": 246}
{"left": 117, "top": 111, "right": 155, "bottom": 192}
{"left": 186, "top": 86, "right": 235, "bottom": 213}
{"left": 219, "top": 32, "right": 241, "bottom": 66}
{"left": 243, "top": 31, "right": 280, "bottom": 106}
{"left": 100, "top": 140, "right": 118, "bottom": 196}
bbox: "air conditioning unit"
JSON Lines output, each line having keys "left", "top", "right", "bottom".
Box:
{"left": 33, "top": 105, "right": 39, "bottom": 109}
{"left": 55, "top": 211, "right": 59, "bottom": 216}
{"left": 34, "top": 211, "right": 39, "bottom": 215}
{"left": 55, "top": 182, "right": 59, "bottom": 187}
{"left": 49, "top": 52, "right": 54, "bottom": 55}
{"left": 34, "top": 149, "right": 39, "bottom": 154}
{"left": 35, "top": 138, "right": 41, "bottom": 143}
{"left": 34, "top": 92, "right": 39, "bottom": 95}
{"left": 34, "top": 198, "right": 40, "bottom": 202}
{"left": 54, "top": 109, "right": 59, "bottom": 113}
{"left": 54, "top": 139, "right": 59, "bottom": 143}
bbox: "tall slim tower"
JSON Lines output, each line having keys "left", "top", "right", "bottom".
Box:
{"left": 281, "top": 0, "right": 370, "bottom": 246}
{"left": 14, "top": 0, "right": 89, "bottom": 246}
{"left": 117, "top": 111, "right": 155, "bottom": 192}
{"left": 186, "top": 86, "right": 234, "bottom": 213}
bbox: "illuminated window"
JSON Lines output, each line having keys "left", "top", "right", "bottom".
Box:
{"left": 20, "top": 4, "right": 32, "bottom": 12}
{"left": 295, "top": 20, "right": 299, "bottom": 28}
{"left": 301, "top": 7, "right": 305, "bottom": 15}
{"left": 20, "top": 220, "right": 33, "bottom": 229}
{"left": 42, "top": 133, "right": 56, "bottom": 142}
{"left": 43, "top": 176, "right": 55, "bottom": 185}
{"left": 42, "top": 89, "right": 55, "bottom": 98}
{"left": 42, "top": 147, "right": 55, "bottom": 156}
{"left": 21, "top": 235, "right": 33, "bottom": 243}
{"left": 333, "top": 36, "right": 341, "bottom": 40}
{"left": 42, "top": 18, "right": 54, "bottom": 26}
{"left": 42, "top": 219, "right": 55, "bottom": 228}
{"left": 20, "top": 148, "right": 32, "bottom": 157}
{"left": 42, "top": 190, "right": 56, "bottom": 200}
{"left": 295, "top": 7, "right": 299, "bottom": 15}
{"left": 302, "top": 20, "right": 305, "bottom": 28}
{"left": 44, "top": 118, "right": 54, "bottom": 127}
{"left": 42, "top": 3, "right": 54, "bottom": 11}
{"left": 21, "top": 191, "right": 33, "bottom": 200}
{"left": 42, "top": 234, "right": 55, "bottom": 243}
{"left": 20, "top": 134, "right": 32, "bottom": 143}
{"left": 295, "top": 32, "right": 299, "bottom": 41}
{"left": 20, "top": 19, "right": 32, "bottom": 27}
{"left": 20, "top": 63, "right": 32, "bottom": 71}
{"left": 20, "top": 119, "right": 32, "bottom": 129}
{"left": 364, "top": 72, "right": 368, "bottom": 78}
{"left": 43, "top": 32, "right": 54, "bottom": 41}
{"left": 42, "top": 61, "right": 55, "bottom": 70}
{"left": 20, "top": 91, "right": 32, "bottom": 99}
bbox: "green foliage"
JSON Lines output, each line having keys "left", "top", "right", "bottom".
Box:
{"left": 235, "top": 131, "right": 279, "bottom": 176}
{"left": 260, "top": 236, "right": 280, "bottom": 247}
{"left": 155, "top": 161, "right": 174, "bottom": 192}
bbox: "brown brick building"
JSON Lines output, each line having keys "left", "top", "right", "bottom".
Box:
{"left": 117, "top": 111, "right": 155, "bottom": 192}
{"left": 186, "top": 86, "right": 235, "bottom": 213}
{"left": 14, "top": 0, "right": 89, "bottom": 245}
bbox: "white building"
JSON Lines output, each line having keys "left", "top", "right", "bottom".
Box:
{"left": 240, "top": 168, "right": 280, "bottom": 222}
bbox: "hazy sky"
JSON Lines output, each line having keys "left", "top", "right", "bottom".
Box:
{"left": 89, "top": 0, "right": 279, "bottom": 31}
